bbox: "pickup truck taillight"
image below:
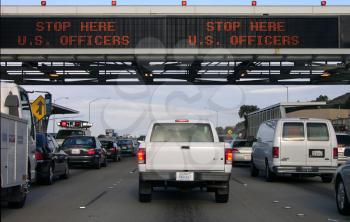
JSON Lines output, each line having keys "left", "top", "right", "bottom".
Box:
{"left": 225, "top": 149, "right": 233, "bottom": 164}
{"left": 87, "top": 149, "right": 95, "bottom": 155}
{"left": 35, "top": 151, "right": 44, "bottom": 160}
{"left": 272, "top": 147, "right": 279, "bottom": 158}
{"left": 138, "top": 148, "right": 146, "bottom": 164}
{"left": 333, "top": 147, "right": 338, "bottom": 159}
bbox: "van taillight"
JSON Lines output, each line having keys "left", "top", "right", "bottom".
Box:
{"left": 138, "top": 148, "right": 146, "bottom": 164}
{"left": 87, "top": 149, "right": 95, "bottom": 155}
{"left": 272, "top": 147, "right": 279, "bottom": 158}
{"left": 333, "top": 147, "right": 338, "bottom": 159}
{"left": 225, "top": 148, "right": 233, "bottom": 164}
{"left": 35, "top": 151, "right": 43, "bottom": 160}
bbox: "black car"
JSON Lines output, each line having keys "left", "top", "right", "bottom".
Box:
{"left": 100, "top": 139, "right": 122, "bottom": 162}
{"left": 61, "top": 136, "right": 108, "bottom": 169}
{"left": 35, "top": 133, "right": 69, "bottom": 185}
{"left": 117, "top": 139, "right": 137, "bottom": 156}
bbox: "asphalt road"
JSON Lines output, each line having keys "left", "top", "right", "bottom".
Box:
{"left": 1, "top": 157, "right": 349, "bottom": 222}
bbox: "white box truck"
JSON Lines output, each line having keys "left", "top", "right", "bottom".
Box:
{"left": 1, "top": 82, "right": 36, "bottom": 208}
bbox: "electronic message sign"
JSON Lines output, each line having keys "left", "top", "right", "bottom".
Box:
{"left": 1, "top": 16, "right": 348, "bottom": 49}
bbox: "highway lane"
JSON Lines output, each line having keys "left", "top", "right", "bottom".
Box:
{"left": 1, "top": 157, "right": 349, "bottom": 222}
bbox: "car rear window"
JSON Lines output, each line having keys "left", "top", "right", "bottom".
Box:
{"left": 117, "top": 140, "right": 133, "bottom": 145}
{"left": 336, "top": 135, "right": 350, "bottom": 146}
{"left": 282, "top": 122, "right": 305, "bottom": 140}
{"left": 62, "top": 137, "right": 95, "bottom": 147}
{"left": 307, "top": 123, "right": 329, "bottom": 141}
{"left": 56, "top": 130, "right": 85, "bottom": 139}
{"left": 36, "top": 134, "right": 44, "bottom": 150}
{"left": 232, "top": 141, "right": 253, "bottom": 147}
{"left": 101, "top": 141, "right": 114, "bottom": 148}
{"left": 150, "top": 123, "right": 214, "bottom": 142}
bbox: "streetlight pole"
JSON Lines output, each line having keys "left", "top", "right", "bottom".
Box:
{"left": 282, "top": 85, "right": 289, "bottom": 102}
{"left": 52, "top": 97, "right": 69, "bottom": 133}
{"left": 88, "top": 97, "right": 110, "bottom": 123}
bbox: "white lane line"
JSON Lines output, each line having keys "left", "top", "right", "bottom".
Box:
{"left": 284, "top": 206, "right": 292, "bottom": 209}
{"left": 273, "top": 200, "right": 279, "bottom": 203}
{"left": 296, "top": 213, "right": 305, "bottom": 217}
{"left": 79, "top": 206, "right": 86, "bottom": 209}
{"left": 328, "top": 219, "right": 338, "bottom": 222}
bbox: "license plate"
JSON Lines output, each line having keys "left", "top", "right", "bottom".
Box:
{"left": 72, "top": 149, "right": 80, "bottom": 154}
{"left": 244, "top": 155, "right": 250, "bottom": 160}
{"left": 176, "top": 172, "right": 194, "bottom": 181}
{"left": 122, "top": 146, "right": 127, "bottom": 150}
{"left": 309, "top": 149, "right": 325, "bottom": 158}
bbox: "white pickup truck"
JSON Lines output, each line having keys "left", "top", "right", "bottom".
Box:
{"left": 138, "top": 119, "right": 232, "bottom": 203}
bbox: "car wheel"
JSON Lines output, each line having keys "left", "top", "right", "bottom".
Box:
{"left": 60, "top": 163, "right": 69, "bottom": 179}
{"left": 265, "top": 162, "right": 275, "bottom": 182}
{"left": 139, "top": 180, "right": 152, "bottom": 203}
{"left": 8, "top": 187, "right": 27, "bottom": 209}
{"left": 215, "top": 192, "right": 229, "bottom": 203}
{"left": 336, "top": 179, "right": 350, "bottom": 215}
{"left": 102, "top": 157, "right": 108, "bottom": 167}
{"left": 94, "top": 158, "right": 101, "bottom": 169}
{"left": 321, "top": 174, "right": 333, "bottom": 183}
{"left": 45, "top": 165, "right": 54, "bottom": 185}
{"left": 250, "top": 160, "right": 259, "bottom": 177}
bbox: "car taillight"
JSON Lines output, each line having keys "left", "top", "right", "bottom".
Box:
{"left": 138, "top": 148, "right": 146, "bottom": 164}
{"left": 111, "top": 147, "right": 117, "bottom": 152}
{"left": 333, "top": 147, "right": 338, "bottom": 159}
{"left": 35, "top": 151, "right": 43, "bottom": 160}
{"left": 272, "top": 147, "right": 279, "bottom": 158}
{"left": 87, "top": 149, "right": 95, "bottom": 155}
{"left": 225, "top": 148, "right": 233, "bottom": 164}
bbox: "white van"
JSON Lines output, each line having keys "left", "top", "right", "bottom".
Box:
{"left": 251, "top": 118, "right": 338, "bottom": 183}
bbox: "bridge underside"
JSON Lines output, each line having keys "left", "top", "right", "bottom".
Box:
{"left": 1, "top": 54, "right": 349, "bottom": 85}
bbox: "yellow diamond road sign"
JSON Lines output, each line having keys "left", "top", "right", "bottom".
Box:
{"left": 31, "top": 96, "right": 46, "bottom": 120}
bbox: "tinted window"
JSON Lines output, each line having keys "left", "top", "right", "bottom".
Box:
{"left": 56, "top": 130, "right": 85, "bottom": 139}
{"left": 307, "top": 123, "right": 329, "bottom": 141}
{"left": 117, "top": 140, "right": 133, "bottom": 145}
{"left": 150, "top": 123, "right": 214, "bottom": 142}
{"left": 62, "top": 137, "right": 96, "bottom": 147}
{"left": 283, "top": 122, "right": 304, "bottom": 141}
{"left": 232, "top": 141, "right": 253, "bottom": 148}
{"left": 101, "top": 141, "right": 114, "bottom": 148}
{"left": 36, "top": 134, "right": 45, "bottom": 150}
{"left": 337, "top": 135, "right": 350, "bottom": 146}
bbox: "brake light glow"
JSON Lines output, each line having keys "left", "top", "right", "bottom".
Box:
{"left": 175, "top": 119, "right": 189, "bottom": 123}
{"left": 272, "top": 147, "right": 279, "bottom": 158}
{"left": 60, "top": 121, "right": 67, "bottom": 127}
{"left": 333, "top": 147, "right": 338, "bottom": 159}
{"left": 87, "top": 149, "right": 95, "bottom": 155}
{"left": 138, "top": 148, "right": 146, "bottom": 164}
{"left": 225, "top": 148, "right": 233, "bottom": 164}
{"left": 35, "top": 151, "right": 44, "bottom": 160}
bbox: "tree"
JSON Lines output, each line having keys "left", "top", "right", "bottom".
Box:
{"left": 315, "top": 95, "right": 329, "bottom": 102}
{"left": 238, "top": 105, "right": 259, "bottom": 118}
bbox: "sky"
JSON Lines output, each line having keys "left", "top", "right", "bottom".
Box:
{"left": 3, "top": 0, "right": 350, "bottom": 136}
{"left": 1, "top": 0, "right": 350, "bottom": 5}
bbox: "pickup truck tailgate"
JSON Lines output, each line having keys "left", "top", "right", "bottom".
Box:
{"left": 146, "top": 142, "right": 224, "bottom": 171}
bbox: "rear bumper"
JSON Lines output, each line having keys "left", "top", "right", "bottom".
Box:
{"left": 139, "top": 171, "right": 231, "bottom": 182}
{"left": 68, "top": 156, "right": 96, "bottom": 164}
{"left": 274, "top": 166, "right": 337, "bottom": 174}
{"left": 36, "top": 161, "right": 51, "bottom": 178}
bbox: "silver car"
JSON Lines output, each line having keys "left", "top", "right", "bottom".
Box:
{"left": 336, "top": 133, "right": 350, "bottom": 165}
{"left": 335, "top": 148, "right": 350, "bottom": 215}
{"left": 230, "top": 139, "right": 253, "bottom": 165}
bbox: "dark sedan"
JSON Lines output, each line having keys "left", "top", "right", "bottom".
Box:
{"left": 335, "top": 148, "right": 350, "bottom": 215}
{"left": 35, "top": 133, "right": 69, "bottom": 185}
{"left": 61, "top": 136, "right": 108, "bottom": 169}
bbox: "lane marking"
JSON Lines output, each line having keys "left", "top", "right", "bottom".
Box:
{"left": 296, "top": 213, "right": 305, "bottom": 217}
{"left": 273, "top": 200, "right": 279, "bottom": 203}
{"left": 79, "top": 206, "right": 86, "bottom": 209}
{"left": 284, "top": 206, "right": 292, "bottom": 209}
{"left": 328, "top": 219, "right": 338, "bottom": 222}
{"left": 83, "top": 191, "right": 107, "bottom": 208}
{"left": 129, "top": 168, "right": 137, "bottom": 174}
{"left": 231, "top": 178, "right": 248, "bottom": 186}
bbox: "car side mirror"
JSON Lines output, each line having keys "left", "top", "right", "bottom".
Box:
{"left": 344, "top": 148, "right": 350, "bottom": 157}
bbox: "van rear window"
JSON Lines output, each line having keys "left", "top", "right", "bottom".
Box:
{"left": 307, "top": 123, "right": 329, "bottom": 141}
{"left": 283, "top": 123, "right": 304, "bottom": 140}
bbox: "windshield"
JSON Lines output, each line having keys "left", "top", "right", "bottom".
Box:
{"left": 56, "top": 130, "right": 85, "bottom": 139}
{"left": 337, "top": 135, "right": 350, "bottom": 146}
{"left": 62, "top": 136, "right": 95, "bottom": 147}
{"left": 150, "top": 123, "right": 214, "bottom": 142}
